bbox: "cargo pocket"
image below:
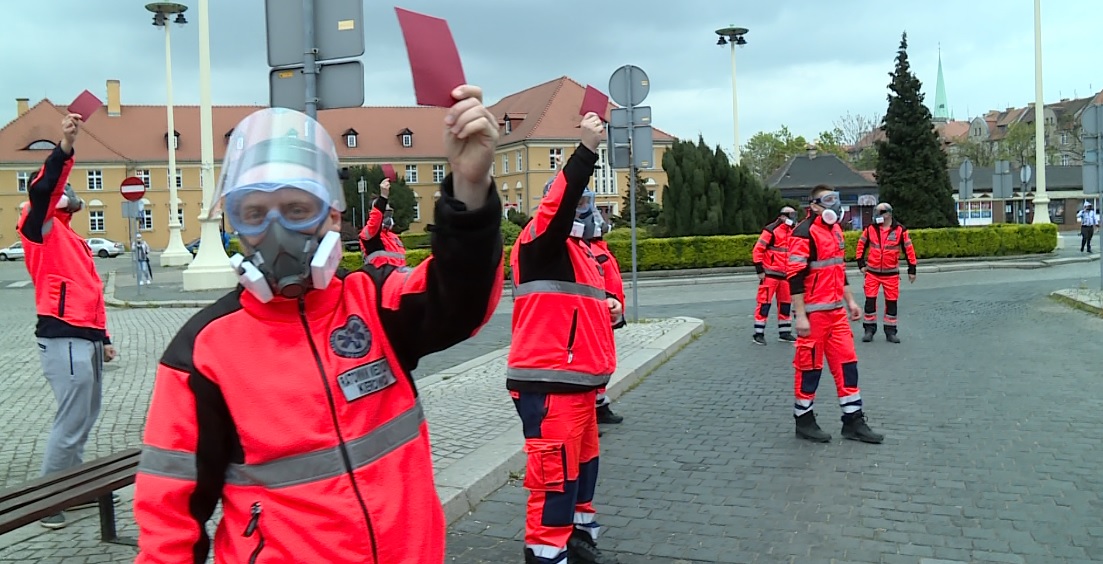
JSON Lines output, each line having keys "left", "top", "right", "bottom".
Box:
{"left": 794, "top": 342, "right": 819, "bottom": 371}
{"left": 522, "top": 439, "right": 566, "bottom": 493}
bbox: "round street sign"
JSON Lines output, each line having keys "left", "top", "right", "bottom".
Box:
{"left": 1020, "top": 164, "right": 1032, "bottom": 184}
{"left": 959, "top": 158, "right": 973, "bottom": 181}
{"left": 120, "top": 176, "right": 146, "bottom": 202}
{"left": 608, "top": 65, "right": 650, "bottom": 107}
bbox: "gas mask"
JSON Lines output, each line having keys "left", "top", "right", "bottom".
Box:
{"left": 874, "top": 204, "right": 892, "bottom": 225}
{"left": 382, "top": 210, "right": 395, "bottom": 231}
{"left": 814, "top": 191, "right": 843, "bottom": 225}
{"left": 230, "top": 224, "right": 342, "bottom": 303}
{"left": 780, "top": 207, "right": 797, "bottom": 226}
{"left": 55, "top": 184, "right": 84, "bottom": 215}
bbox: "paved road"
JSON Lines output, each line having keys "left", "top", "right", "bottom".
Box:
{"left": 446, "top": 261, "right": 1103, "bottom": 563}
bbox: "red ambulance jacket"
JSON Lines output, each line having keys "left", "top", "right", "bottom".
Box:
{"left": 17, "top": 146, "right": 110, "bottom": 344}
{"left": 786, "top": 215, "right": 850, "bottom": 312}
{"left": 589, "top": 237, "right": 626, "bottom": 329}
{"left": 855, "top": 220, "right": 917, "bottom": 276}
{"left": 507, "top": 145, "right": 616, "bottom": 394}
{"left": 133, "top": 179, "right": 504, "bottom": 564}
{"left": 752, "top": 219, "right": 793, "bottom": 279}
{"left": 359, "top": 195, "right": 407, "bottom": 268}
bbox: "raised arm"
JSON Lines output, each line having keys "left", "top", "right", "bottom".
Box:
{"left": 20, "top": 114, "right": 80, "bottom": 243}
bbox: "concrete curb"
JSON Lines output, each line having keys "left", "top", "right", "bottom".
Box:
{"left": 1050, "top": 289, "right": 1103, "bottom": 316}
{"left": 434, "top": 317, "right": 707, "bottom": 524}
{"left": 102, "top": 254, "right": 1101, "bottom": 308}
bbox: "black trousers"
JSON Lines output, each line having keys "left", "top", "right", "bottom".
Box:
{"left": 1082, "top": 225, "right": 1096, "bottom": 252}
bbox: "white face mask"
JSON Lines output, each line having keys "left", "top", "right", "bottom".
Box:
{"left": 874, "top": 215, "right": 885, "bottom": 224}
{"left": 570, "top": 220, "right": 586, "bottom": 238}
{"left": 784, "top": 218, "right": 794, "bottom": 226}
{"left": 821, "top": 209, "right": 839, "bottom": 225}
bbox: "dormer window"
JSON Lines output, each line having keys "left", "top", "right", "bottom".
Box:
{"left": 25, "top": 140, "right": 56, "bottom": 150}
{"left": 343, "top": 128, "right": 359, "bottom": 149}
{"left": 397, "top": 128, "right": 414, "bottom": 148}
{"left": 165, "top": 130, "right": 180, "bottom": 150}
{"left": 505, "top": 118, "right": 512, "bottom": 135}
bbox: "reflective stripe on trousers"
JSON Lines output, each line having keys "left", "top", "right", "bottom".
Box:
{"left": 138, "top": 402, "right": 425, "bottom": 488}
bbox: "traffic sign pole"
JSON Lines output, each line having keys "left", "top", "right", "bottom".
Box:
{"left": 302, "top": 0, "right": 318, "bottom": 118}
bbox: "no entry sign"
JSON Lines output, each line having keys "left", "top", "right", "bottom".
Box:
{"left": 120, "top": 176, "right": 146, "bottom": 202}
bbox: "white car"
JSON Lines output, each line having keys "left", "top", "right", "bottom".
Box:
{"left": 0, "top": 241, "right": 24, "bottom": 261}
{"left": 86, "top": 238, "right": 125, "bottom": 258}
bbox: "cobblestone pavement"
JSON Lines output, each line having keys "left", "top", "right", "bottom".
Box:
{"left": 446, "top": 272, "right": 1103, "bottom": 563}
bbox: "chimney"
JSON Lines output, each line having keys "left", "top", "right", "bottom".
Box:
{"left": 106, "top": 79, "right": 121, "bottom": 116}
{"left": 16, "top": 98, "right": 29, "bottom": 117}
{"left": 806, "top": 143, "right": 817, "bottom": 159}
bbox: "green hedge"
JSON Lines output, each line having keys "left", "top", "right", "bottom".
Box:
{"left": 334, "top": 223, "right": 1057, "bottom": 275}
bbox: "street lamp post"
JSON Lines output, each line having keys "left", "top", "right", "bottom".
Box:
{"left": 715, "top": 25, "right": 748, "bottom": 165}
{"left": 1031, "top": 0, "right": 1051, "bottom": 223}
{"left": 147, "top": 2, "right": 194, "bottom": 266}
{"left": 182, "top": 0, "right": 240, "bottom": 290}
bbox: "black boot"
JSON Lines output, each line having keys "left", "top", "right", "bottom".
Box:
{"left": 597, "top": 405, "right": 623, "bottom": 424}
{"left": 794, "top": 411, "right": 831, "bottom": 442}
{"left": 778, "top": 332, "right": 797, "bottom": 342}
{"left": 524, "top": 548, "right": 540, "bottom": 564}
{"left": 752, "top": 333, "right": 767, "bottom": 346}
{"left": 841, "top": 412, "right": 884, "bottom": 444}
{"left": 884, "top": 326, "right": 900, "bottom": 344}
{"left": 861, "top": 324, "right": 876, "bottom": 343}
{"left": 567, "top": 528, "right": 621, "bottom": 563}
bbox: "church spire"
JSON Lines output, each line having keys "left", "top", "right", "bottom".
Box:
{"left": 933, "top": 44, "right": 950, "bottom": 123}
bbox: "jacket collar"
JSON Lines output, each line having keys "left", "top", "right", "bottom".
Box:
{"left": 239, "top": 278, "right": 344, "bottom": 323}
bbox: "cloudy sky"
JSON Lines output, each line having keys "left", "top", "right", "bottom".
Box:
{"left": 2, "top": 0, "right": 1101, "bottom": 153}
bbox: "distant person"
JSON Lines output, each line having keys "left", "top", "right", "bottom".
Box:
{"left": 750, "top": 207, "right": 798, "bottom": 345}
{"left": 1078, "top": 202, "right": 1098, "bottom": 253}
{"left": 359, "top": 177, "right": 407, "bottom": 268}
{"left": 855, "top": 203, "right": 917, "bottom": 343}
{"left": 17, "top": 113, "right": 118, "bottom": 530}
{"left": 134, "top": 234, "right": 152, "bottom": 285}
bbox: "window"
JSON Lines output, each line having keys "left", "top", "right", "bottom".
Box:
{"left": 17, "top": 171, "right": 30, "bottom": 192}
{"left": 502, "top": 154, "right": 509, "bottom": 174}
{"left": 136, "top": 169, "right": 151, "bottom": 188}
{"left": 490, "top": 161, "right": 495, "bottom": 176}
{"left": 88, "top": 210, "right": 105, "bottom": 232}
{"left": 87, "top": 170, "right": 103, "bottom": 190}
{"left": 27, "top": 140, "right": 56, "bottom": 150}
{"left": 402, "top": 134, "right": 412, "bottom": 147}
{"left": 549, "top": 148, "right": 563, "bottom": 169}
{"left": 432, "top": 164, "right": 445, "bottom": 183}
{"left": 413, "top": 201, "right": 421, "bottom": 222}
{"left": 347, "top": 134, "right": 357, "bottom": 148}
{"left": 405, "top": 164, "right": 418, "bottom": 184}
{"left": 177, "top": 208, "right": 185, "bottom": 229}
{"left": 504, "top": 119, "right": 512, "bottom": 135}
{"left": 1050, "top": 201, "right": 1065, "bottom": 224}
{"left": 1061, "top": 154, "right": 1071, "bottom": 166}
{"left": 1060, "top": 131, "right": 1069, "bottom": 145}
{"left": 648, "top": 190, "right": 656, "bottom": 203}
{"left": 517, "top": 151, "right": 523, "bottom": 171}
{"left": 139, "top": 209, "right": 153, "bottom": 231}
{"left": 175, "top": 169, "right": 183, "bottom": 189}
{"left": 592, "top": 148, "right": 616, "bottom": 195}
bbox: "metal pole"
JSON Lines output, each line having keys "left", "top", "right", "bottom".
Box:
{"left": 625, "top": 66, "right": 639, "bottom": 323}
{"left": 729, "top": 41, "right": 741, "bottom": 165}
{"left": 359, "top": 176, "right": 366, "bottom": 227}
{"left": 302, "top": 0, "right": 318, "bottom": 119}
{"left": 1031, "top": 0, "right": 1050, "bottom": 222}
{"left": 159, "top": 20, "right": 191, "bottom": 265}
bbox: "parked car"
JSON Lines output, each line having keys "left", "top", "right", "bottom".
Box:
{"left": 0, "top": 241, "right": 24, "bottom": 261}
{"left": 87, "top": 238, "right": 125, "bottom": 258}
{"left": 186, "top": 233, "right": 237, "bottom": 256}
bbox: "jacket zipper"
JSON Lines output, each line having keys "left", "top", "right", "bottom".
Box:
{"left": 58, "top": 282, "right": 67, "bottom": 318}
{"left": 243, "top": 502, "right": 266, "bottom": 563}
{"left": 297, "top": 298, "right": 380, "bottom": 563}
{"left": 566, "top": 309, "right": 578, "bottom": 364}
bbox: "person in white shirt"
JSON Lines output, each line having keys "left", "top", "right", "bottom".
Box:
{"left": 1077, "top": 202, "right": 1098, "bottom": 253}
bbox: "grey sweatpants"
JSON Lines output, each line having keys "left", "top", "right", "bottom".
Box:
{"left": 37, "top": 337, "right": 104, "bottom": 477}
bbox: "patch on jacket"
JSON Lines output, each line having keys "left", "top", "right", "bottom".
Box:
{"left": 336, "top": 358, "right": 396, "bottom": 402}
{"left": 330, "top": 315, "right": 372, "bottom": 358}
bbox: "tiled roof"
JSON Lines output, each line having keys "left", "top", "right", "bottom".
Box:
{"left": 766, "top": 152, "right": 877, "bottom": 190}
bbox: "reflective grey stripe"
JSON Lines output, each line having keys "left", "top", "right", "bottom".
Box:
{"left": 788, "top": 255, "right": 807, "bottom": 264}
{"left": 507, "top": 367, "right": 612, "bottom": 387}
{"left": 868, "top": 243, "right": 900, "bottom": 250}
{"left": 903, "top": 241, "right": 913, "bottom": 247}
{"left": 866, "top": 267, "right": 899, "bottom": 275}
{"left": 764, "top": 269, "right": 787, "bottom": 278}
{"left": 767, "top": 245, "right": 788, "bottom": 252}
{"left": 805, "top": 300, "right": 845, "bottom": 312}
{"left": 367, "top": 250, "right": 407, "bottom": 262}
{"left": 756, "top": 237, "right": 769, "bottom": 245}
{"left": 138, "top": 445, "right": 198, "bottom": 481}
{"left": 224, "top": 402, "right": 425, "bottom": 489}
{"left": 809, "top": 257, "right": 844, "bottom": 269}
{"left": 513, "top": 280, "right": 606, "bottom": 301}
{"left": 528, "top": 223, "right": 537, "bottom": 239}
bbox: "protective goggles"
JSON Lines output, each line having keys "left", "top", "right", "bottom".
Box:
{"left": 223, "top": 180, "right": 330, "bottom": 237}
{"left": 877, "top": 204, "right": 893, "bottom": 215}
{"left": 812, "top": 191, "right": 840, "bottom": 207}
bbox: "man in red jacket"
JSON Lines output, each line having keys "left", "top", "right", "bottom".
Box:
{"left": 855, "top": 202, "right": 917, "bottom": 343}
{"left": 787, "top": 185, "right": 883, "bottom": 444}
{"left": 359, "top": 177, "right": 407, "bottom": 268}
{"left": 18, "top": 113, "right": 118, "bottom": 530}
{"left": 751, "top": 206, "right": 798, "bottom": 345}
{"left": 585, "top": 210, "right": 625, "bottom": 427}
{"left": 133, "top": 84, "right": 503, "bottom": 564}
{"left": 508, "top": 112, "right": 623, "bottom": 564}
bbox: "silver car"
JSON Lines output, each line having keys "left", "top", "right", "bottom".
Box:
{"left": 0, "top": 241, "right": 24, "bottom": 261}
{"left": 86, "top": 237, "right": 125, "bottom": 258}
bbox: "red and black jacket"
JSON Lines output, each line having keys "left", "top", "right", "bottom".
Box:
{"left": 17, "top": 145, "right": 110, "bottom": 344}
{"left": 787, "top": 215, "right": 850, "bottom": 312}
{"left": 507, "top": 144, "right": 616, "bottom": 394}
{"left": 359, "top": 195, "right": 406, "bottom": 268}
{"left": 752, "top": 218, "right": 793, "bottom": 279}
{"left": 589, "top": 237, "right": 626, "bottom": 330}
{"left": 855, "top": 220, "right": 917, "bottom": 276}
{"left": 133, "top": 177, "right": 503, "bottom": 564}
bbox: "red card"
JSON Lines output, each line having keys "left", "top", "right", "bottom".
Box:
{"left": 395, "top": 7, "right": 467, "bottom": 107}
{"left": 580, "top": 85, "right": 609, "bottom": 121}
{"left": 381, "top": 164, "right": 397, "bottom": 181}
{"left": 67, "top": 90, "right": 103, "bottom": 122}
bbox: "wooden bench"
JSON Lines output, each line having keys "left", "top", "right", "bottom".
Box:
{"left": 0, "top": 448, "right": 141, "bottom": 545}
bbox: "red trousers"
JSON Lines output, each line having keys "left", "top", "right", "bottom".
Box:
{"left": 793, "top": 307, "right": 863, "bottom": 419}
{"left": 512, "top": 390, "right": 600, "bottom": 562}
{"left": 754, "top": 276, "right": 792, "bottom": 334}
{"left": 863, "top": 273, "right": 900, "bottom": 327}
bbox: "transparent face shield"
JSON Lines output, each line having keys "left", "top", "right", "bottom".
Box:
{"left": 208, "top": 108, "right": 345, "bottom": 237}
